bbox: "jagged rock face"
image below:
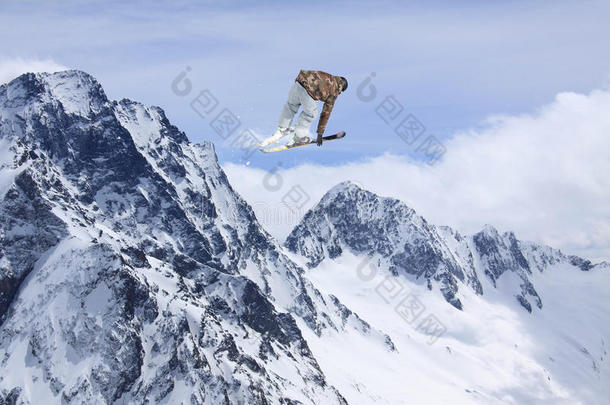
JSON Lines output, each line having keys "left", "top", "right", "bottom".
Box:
{"left": 0, "top": 170, "right": 67, "bottom": 322}
{"left": 285, "top": 181, "right": 602, "bottom": 313}
{"left": 285, "top": 182, "right": 477, "bottom": 309}
{"left": 471, "top": 226, "right": 544, "bottom": 312}
{"left": 0, "top": 71, "right": 370, "bottom": 404}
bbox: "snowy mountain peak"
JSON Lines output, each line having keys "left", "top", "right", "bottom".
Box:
{"left": 479, "top": 223, "right": 500, "bottom": 236}
{"left": 0, "top": 70, "right": 383, "bottom": 404}
{"left": 319, "top": 180, "right": 414, "bottom": 215}
{"left": 286, "top": 182, "right": 468, "bottom": 308}
{"left": 286, "top": 182, "right": 603, "bottom": 313}
{"left": 1, "top": 70, "right": 108, "bottom": 118}
{"left": 320, "top": 180, "right": 364, "bottom": 201}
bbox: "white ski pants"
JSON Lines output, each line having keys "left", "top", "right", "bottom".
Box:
{"left": 278, "top": 82, "right": 318, "bottom": 138}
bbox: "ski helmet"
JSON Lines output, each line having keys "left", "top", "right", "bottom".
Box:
{"left": 340, "top": 77, "right": 348, "bottom": 92}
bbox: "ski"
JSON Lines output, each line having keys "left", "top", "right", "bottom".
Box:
{"left": 260, "top": 131, "right": 346, "bottom": 153}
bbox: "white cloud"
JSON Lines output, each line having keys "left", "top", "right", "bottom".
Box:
{"left": 0, "top": 58, "right": 68, "bottom": 85}
{"left": 224, "top": 88, "right": 610, "bottom": 262}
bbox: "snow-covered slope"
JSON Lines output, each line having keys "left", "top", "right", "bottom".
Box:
{"left": 0, "top": 71, "right": 390, "bottom": 404}
{"left": 285, "top": 181, "right": 610, "bottom": 404}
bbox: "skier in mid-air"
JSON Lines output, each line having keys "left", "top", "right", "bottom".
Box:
{"left": 259, "top": 70, "right": 348, "bottom": 150}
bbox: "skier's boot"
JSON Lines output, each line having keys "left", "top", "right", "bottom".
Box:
{"left": 259, "top": 126, "right": 290, "bottom": 147}
{"left": 286, "top": 134, "right": 310, "bottom": 147}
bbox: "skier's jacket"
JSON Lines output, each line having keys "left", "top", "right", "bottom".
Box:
{"left": 295, "top": 70, "right": 343, "bottom": 135}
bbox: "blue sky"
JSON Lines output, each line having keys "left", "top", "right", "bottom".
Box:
{"left": 2, "top": 1, "right": 610, "bottom": 260}
{"left": 2, "top": 0, "right": 610, "bottom": 169}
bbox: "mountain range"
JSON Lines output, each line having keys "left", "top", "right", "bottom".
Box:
{"left": 0, "top": 71, "right": 608, "bottom": 405}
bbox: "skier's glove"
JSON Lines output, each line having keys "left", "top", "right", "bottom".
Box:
{"left": 316, "top": 133, "right": 323, "bottom": 146}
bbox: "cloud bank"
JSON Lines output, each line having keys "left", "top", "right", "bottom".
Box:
{"left": 224, "top": 88, "right": 610, "bottom": 262}
{"left": 0, "top": 58, "right": 68, "bottom": 85}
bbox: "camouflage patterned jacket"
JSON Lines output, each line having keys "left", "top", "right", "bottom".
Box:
{"left": 295, "top": 70, "right": 343, "bottom": 135}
